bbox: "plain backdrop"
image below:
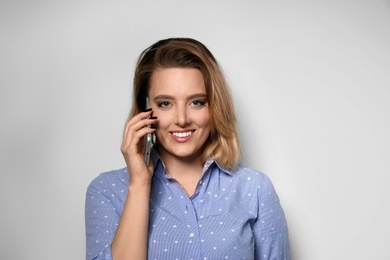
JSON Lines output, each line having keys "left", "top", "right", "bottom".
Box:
{"left": 1, "top": 0, "right": 389, "bottom": 259}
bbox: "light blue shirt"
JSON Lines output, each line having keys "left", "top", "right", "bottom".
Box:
{"left": 85, "top": 152, "right": 289, "bottom": 259}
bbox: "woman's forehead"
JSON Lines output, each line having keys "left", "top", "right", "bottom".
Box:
{"left": 149, "top": 68, "right": 206, "bottom": 96}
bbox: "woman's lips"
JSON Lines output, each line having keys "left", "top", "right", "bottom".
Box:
{"left": 170, "top": 130, "right": 194, "bottom": 142}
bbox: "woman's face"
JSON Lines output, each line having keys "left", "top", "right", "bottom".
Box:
{"left": 148, "top": 68, "right": 211, "bottom": 163}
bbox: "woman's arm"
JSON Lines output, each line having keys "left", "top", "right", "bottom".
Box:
{"left": 85, "top": 179, "right": 120, "bottom": 259}
{"left": 110, "top": 182, "right": 151, "bottom": 260}
{"left": 110, "top": 109, "right": 157, "bottom": 260}
{"left": 253, "top": 174, "right": 290, "bottom": 260}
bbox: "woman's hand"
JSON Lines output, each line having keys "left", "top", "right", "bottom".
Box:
{"left": 121, "top": 109, "right": 157, "bottom": 186}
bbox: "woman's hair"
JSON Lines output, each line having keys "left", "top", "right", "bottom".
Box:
{"left": 129, "top": 37, "right": 241, "bottom": 169}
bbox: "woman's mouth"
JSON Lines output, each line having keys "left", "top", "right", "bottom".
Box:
{"left": 170, "top": 131, "right": 194, "bottom": 142}
{"left": 172, "top": 131, "right": 192, "bottom": 138}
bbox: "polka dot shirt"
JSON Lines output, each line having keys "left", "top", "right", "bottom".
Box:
{"left": 85, "top": 153, "right": 289, "bottom": 259}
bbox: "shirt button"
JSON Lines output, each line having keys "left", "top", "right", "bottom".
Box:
{"left": 189, "top": 232, "right": 195, "bottom": 238}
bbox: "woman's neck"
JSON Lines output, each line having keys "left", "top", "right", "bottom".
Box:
{"left": 158, "top": 149, "right": 204, "bottom": 196}
{"left": 162, "top": 154, "right": 204, "bottom": 178}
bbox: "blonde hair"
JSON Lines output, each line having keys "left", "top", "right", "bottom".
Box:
{"left": 129, "top": 38, "right": 241, "bottom": 169}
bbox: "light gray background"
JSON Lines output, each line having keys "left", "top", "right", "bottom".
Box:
{"left": 1, "top": 0, "right": 389, "bottom": 259}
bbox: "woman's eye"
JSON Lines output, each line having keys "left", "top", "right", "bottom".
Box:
{"left": 191, "top": 100, "right": 207, "bottom": 107}
{"left": 157, "top": 101, "right": 171, "bottom": 108}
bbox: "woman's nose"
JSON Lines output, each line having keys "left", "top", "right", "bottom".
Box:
{"left": 175, "top": 106, "right": 190, "bottom": 126}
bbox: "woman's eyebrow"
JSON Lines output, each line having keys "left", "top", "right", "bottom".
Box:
{"left": 154, "top": 93, "right": 207, "bottom": 101}
{"left": 153, "top": 95, "right": 174, "bottom": 101}
{"left": 187, "top": 93, "right": 207, "bottom": 100}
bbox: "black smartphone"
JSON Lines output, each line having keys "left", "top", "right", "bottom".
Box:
{"left": 144, "top": 97, "right": 153, "bottom": 166}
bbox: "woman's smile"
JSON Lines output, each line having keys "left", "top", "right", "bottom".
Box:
{"left": 171, "top": 130, "right": 194, "bottom": 141}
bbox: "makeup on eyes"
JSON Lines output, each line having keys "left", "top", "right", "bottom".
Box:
{"left": 153, "top": 93, "right": 208, "bottom": 108}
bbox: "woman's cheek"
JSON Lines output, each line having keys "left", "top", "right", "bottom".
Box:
{"left": 153, "top": 113, "right": 169, "bottom": 137}
{"left": 197, "top": 110, "right": 211, "bottom": 127}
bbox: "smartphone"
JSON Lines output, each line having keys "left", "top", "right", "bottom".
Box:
{"left": 144, "top": 97, "right": 153, "bottom": 166}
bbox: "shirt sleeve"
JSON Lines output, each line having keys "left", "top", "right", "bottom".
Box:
{"left": 85, "top": 179, "right": 120, "bottom": 260}
{"left": 253, "top": 174, "right": 290, "bottom": 260}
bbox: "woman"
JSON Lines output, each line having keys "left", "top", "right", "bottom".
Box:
{"left": 85, "top": 38, "right": 289, "bottom": 260}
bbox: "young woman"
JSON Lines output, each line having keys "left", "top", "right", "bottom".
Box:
{"left": 85, "top": 38, "right": 289, "bottom": 260}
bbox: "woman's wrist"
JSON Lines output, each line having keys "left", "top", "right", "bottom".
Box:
{"left": 128, "top": 178, "right": 152, "bottom": 190}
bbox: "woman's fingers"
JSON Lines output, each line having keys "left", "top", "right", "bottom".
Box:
{"left": 121, "top": 125, "right": 156, "bottom": 155}
{"left": 121, "top": 110, "right": 157, "bottom": 159}
{"left": 122, "top": 111, "right": 156, "bottom": 148}
{"left": 122, "top": 110, "right": 154, "bottom": 143}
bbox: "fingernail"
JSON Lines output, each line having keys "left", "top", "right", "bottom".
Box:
{"left": 150, "top": 116, "right": 158, "bottom": 119}
{"left": 144, "top": 108, "right": 152, "bottom": 112}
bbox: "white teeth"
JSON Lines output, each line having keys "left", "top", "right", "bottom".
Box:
{"left": 172, "top": 131, "right": 192, "bottom": 138}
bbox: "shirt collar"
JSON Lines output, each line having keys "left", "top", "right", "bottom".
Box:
{"left": 151, "top": 148, "right": 235, "bottom": 177}
{"left": 151, "top": 148, "right": 164, "bottom": 171}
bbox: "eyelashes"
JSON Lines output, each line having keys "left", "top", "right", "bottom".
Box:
{"left": 156, "top": 101, "right": 171, "bottom": 108}
{"left": 191, "top": 100, "right": 207, "bottom": 107}
{"left": 155, "top": 99, "right": 207, "bottom": 108}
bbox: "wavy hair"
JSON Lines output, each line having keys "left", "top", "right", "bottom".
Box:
{"left": 129, "top": 38, "right": 241, "bottom": 169}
